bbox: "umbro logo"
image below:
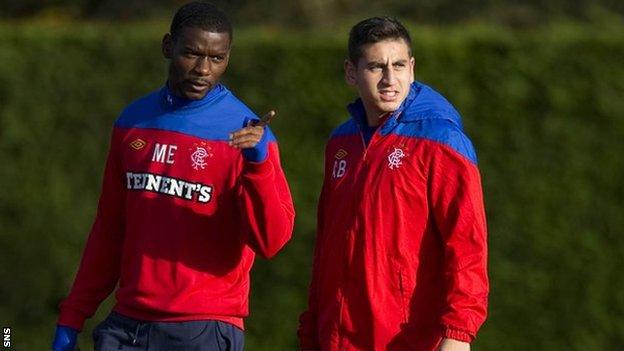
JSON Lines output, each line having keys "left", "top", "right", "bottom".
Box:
{"left": 335, "top": 149, "right": 348, "bottom": 160}
{"left": 130, "top": 138, "right": 146, "bottom": 150}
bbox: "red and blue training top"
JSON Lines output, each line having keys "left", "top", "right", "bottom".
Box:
{"left": 58, "top": 84, "right": 295, "bottom": 331}
{"left": 298, "top": 81, "right": 489, "bottom": 351}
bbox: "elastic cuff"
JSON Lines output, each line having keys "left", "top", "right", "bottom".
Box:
{"left": 442, "top": 326, "right": 474, "bottom": 343}
{"left": 58, "top": 308, "right": 86, "bottom": 332}
{"left": 242, "top": 147, "right": 269, "bottom": 163}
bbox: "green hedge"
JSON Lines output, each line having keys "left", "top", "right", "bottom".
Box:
{"left": 0, "top": 23, "right": 623, "bottom": 350}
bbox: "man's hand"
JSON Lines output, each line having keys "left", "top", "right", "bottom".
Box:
{"left": 229, "top": 110, "right": 276, "bottom": 162}
{"left": 52, "top": 325, "right": 78, "bottom": 351}
{"left": 438, "top": 338, "right": 470, "bottom": 351}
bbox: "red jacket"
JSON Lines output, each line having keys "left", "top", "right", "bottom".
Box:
{"left": 58, "top": 85, "right": 295, "bottom": 331}
{"left": 298, "top": 82, "right": 488, "bottom": 351}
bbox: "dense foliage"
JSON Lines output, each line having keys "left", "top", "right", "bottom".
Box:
{"left": 0, "top": 23, "right": 622, "bottom": 350}
{"left": 1, "top": 0, "right": 624, "bottom": 27}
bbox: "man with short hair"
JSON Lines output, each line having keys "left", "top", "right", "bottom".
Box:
{"left": 51, "top": 2, "right": 295, "bottom": 350}
{"left": 298, "top": 17, "right": 488, "bottom": 351}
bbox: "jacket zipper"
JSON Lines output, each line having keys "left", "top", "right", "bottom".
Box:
{"left": 358, "top": 130, "right": 368, "bottom": 159}
{"left": 357, "top": 111, "right": 395, "bottom": 160}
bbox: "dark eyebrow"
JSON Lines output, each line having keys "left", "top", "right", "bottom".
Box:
{"left": 183, "top": 46, "right": 228, "bottom": 57}
{"left": 365, "top": 61, "right": 386, "bottom": 69}
{"left": 392, "top": 59, "right": 409, "bottom": 65}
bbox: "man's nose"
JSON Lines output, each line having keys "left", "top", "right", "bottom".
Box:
{"left": 382, "top": 67, "right": 397, "bottom": 85}
{"left": 193, "top": 56, "right": 212, "bottom": 76}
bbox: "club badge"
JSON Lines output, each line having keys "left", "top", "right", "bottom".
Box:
{"left": 189, "top": 142, "right": 213, "bottom": 170}
{"left": 387, "top": 147, "right": 406, "bottom": 170}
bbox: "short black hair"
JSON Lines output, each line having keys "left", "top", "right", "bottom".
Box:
{"left": 170, "top": 1, "right": 232, "bottom": 41}
{"left": 348, "top": 17, "right": 412, "bottom": 63}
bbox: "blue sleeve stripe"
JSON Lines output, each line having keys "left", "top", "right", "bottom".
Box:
{"left": 391, "top": 119, "right": 478, "bottom": 164}
{"left": 115, "top": 119, "right": 277, "bottom": 143}
{"left": 115, "top": 86, "right": 276, "bottom": 142}
{"left": 327, "top": 118, "right": 477, "bottom": 164}
{"left": 330, "top": 119, "right": 359, "bottom": 138}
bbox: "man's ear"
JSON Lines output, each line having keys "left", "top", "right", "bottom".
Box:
{"left": 344, "top": 59, "right": 357, "bottom": 86}
{"left": 162, "top": 33, "right": 173, "bottom": 59}
{"left": 409, "top": 56, "right": 416, "bottom": 83}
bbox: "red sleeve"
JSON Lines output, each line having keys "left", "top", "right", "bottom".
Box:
{"left": 58, "top": 128, "right": 125, "bottom": 331}
{"left": 429, "top": 142, "right": 489, "bottom": 342}
{"left": 238, "top": 141, "right": 295, "bottom": 258}
{"left": 297, "top": 177, "right": 328, "bottom": 350}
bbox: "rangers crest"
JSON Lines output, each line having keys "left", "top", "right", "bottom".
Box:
{"left": 387, "top": 147, "right": 406, "bottom": 170}
{"left": 189, "top": 142, "right": 214, "bottom": 170}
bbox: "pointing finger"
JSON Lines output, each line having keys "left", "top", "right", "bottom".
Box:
{"left": 252, "top": 110, "right": 276, "bottom": 127}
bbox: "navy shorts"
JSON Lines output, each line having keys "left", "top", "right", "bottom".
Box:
{"left": 92, "top": 312, "right": 244, "bottom": 351}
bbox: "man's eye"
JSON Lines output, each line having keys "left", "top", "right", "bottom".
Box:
{"left": 368, "top": 66, "right": 383, "bottom": 72}
{"left": 211, "top": 56, "right": 225, "bottom": 63}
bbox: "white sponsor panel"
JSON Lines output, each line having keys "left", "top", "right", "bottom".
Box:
{"left": 125, "top": 171, "right": 212, "bottom": 203}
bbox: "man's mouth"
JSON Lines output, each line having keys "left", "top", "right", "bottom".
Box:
{"left": 379, "top": 90, "right": 399, "bottom": 102}
{"left": 187, "top": 79, "right": 210, "bottom": 91}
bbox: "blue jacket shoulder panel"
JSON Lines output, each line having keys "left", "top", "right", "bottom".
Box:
{"left": 116, "top": 88, "right": 163, "bottom": 126}
{"left": 331, "top": 82, "right": 477, "bottom": 163}
{"left": 330, "top": 118, "right": 359, "bottom": 139}
{"left": 395, "top": 119, "right": 477, "bottom": 164}
{"left": 400, "top": 82, "right": 464, "bottom": 128}
{"left": 114, "top": 85, "right": 275, "bottom": 142}
{"left": 392, "top": 82, "right": 477, "bottom": 164}
{"left": 222, "top": 93, "right": 278, "bottom": 143}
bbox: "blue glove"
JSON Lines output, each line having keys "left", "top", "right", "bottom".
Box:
{"left": 241, "top": 117, "right": 270, "bottom": 163}
{"left": 52, "top": 325, "right": 78, "bottom": 351}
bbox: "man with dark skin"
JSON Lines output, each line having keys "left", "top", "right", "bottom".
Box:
{"left": 51, "top": 2, "right": 294, "bottom": 350}
{"left": 162, "top": 17, "right": 276, "bottom": 143}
